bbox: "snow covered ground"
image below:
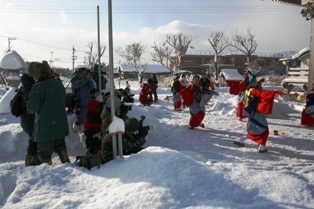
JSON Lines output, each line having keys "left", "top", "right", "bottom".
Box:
{"left": 0, "top": 80, "right": 313, "bottom": 209}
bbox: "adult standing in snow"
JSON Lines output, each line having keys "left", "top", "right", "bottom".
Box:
{"left": 233, "top": 74, "right": 282, "bottom": 153}
{"left": 28, "top": 60, "right": 70, "bottom": 165}
{"left": 71, "top": 66, "right": 96, "bottom": 132}
{"left": 21, "top": 62, "right": 40, "bottom": 166}
{"left": 147, "top": 73, "right": 158, "bottom": 102}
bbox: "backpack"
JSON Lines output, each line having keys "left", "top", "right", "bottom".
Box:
{"left": 74, "top": 152, "right": 102, "bottom": 170}
{"left": 10, "top": 87, "right": 25, "bottom": 117}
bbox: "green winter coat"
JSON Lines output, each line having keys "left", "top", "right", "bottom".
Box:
{"left": 28, "top": 76, "right": 69, "bottom": 142}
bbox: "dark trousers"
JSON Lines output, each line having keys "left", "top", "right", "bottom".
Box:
{"left": 37, "top": 138, "right": 68, "bottom": 162}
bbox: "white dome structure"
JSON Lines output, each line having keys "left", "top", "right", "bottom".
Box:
{"left": 0, "top": 51, "right": 26, "bottom": 87}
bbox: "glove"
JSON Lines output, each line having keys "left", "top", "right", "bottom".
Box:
{"left": 259, "top": 78, "right": 265, "bottom": 83}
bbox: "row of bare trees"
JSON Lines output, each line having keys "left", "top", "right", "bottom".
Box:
{"left": 85, "top": 27, "right": 258, "bottom": 82}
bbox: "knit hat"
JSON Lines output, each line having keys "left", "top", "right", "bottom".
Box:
{"left": 125, "top": 117, "right": 140, "bottom": 132}
{"left": 106, "top": 96, "right": 121, "bottom": 109}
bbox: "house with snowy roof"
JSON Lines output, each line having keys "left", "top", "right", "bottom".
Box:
{"left": 114, "top": 64, "right": 171, "bottom": 79}
{"left": 280, "top": 47, "right": 310, "bottom": 93}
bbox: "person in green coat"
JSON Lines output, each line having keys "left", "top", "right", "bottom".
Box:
{"left": 28, "top": 61, "right": 70, "bottom": 165}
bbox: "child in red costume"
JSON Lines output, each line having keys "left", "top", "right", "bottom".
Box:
{"left": 172, "top": 74, "right": 185, "bottom": 110}
{"left": 178, "top": 75, "right": 218, "bottom": 129}
{"left": 83, "top": 96, "right": 105, "bottom": 154}
{"left": 233, "top": 74, "right": 282, "bottom": 153}
{"left": 139, "top": 83, "right": 152, "bottom": 106}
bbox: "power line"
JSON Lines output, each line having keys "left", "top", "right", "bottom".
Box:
{"left": 0, "top": 5, "right": 300, "bottom": 14}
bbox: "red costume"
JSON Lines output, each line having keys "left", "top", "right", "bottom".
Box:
{"left": 139, "top": 83, "right": 152, "bottom": 105}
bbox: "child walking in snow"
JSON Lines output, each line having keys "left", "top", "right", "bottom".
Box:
{"left": 233, "top": 74, "right": 282, "bottom": 153}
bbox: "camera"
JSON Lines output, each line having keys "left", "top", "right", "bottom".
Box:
{"left": 138, "top": 115, "right": 146, "bottom": 123}
{"left": 138, "top": 115, "right": 150, "bottom": 130}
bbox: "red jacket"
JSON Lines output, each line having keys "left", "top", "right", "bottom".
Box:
{"left": 84, "top": 99, "right": 102, "bottom": 132}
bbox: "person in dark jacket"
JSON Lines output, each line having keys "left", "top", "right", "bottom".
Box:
{"left": 21, "top": 62, "right": 40, "bottom": 166}
{"left": 100, "top": 117, "right": 149, "bottom": 164}
{"left": 28, "top": 60, "right": 70, "bottom": 165}
{"left": 147, "top": 73, "right": 158, "bottom": 102}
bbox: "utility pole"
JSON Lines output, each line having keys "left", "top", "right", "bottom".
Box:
{"left": 7, "top": 37, "right": 16, "bottom": 53}
{"left": 72, "top": 46, "right": 77, "bottom": 71}
{"left": 50, "top": 51, "right": 54, "bottom": 68}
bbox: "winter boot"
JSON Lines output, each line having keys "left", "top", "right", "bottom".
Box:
{"left": 25, "top": 154, "right": 41, "bottom": 166}
{"left": 40, "top": 157, "right": 52, "bottom": 165}
{"left": 25, "top": 154, "right": 34, "bottom": 166}
{"left": 58, "top": 150, "right": 70, "bottom": 163}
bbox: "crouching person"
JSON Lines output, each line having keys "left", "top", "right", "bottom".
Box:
{"left": 82, "top": 96, "right": 105, "bottom": 154}
{"left": 28, "top": 61, "right": 70, "bottom": 165}
{"left": 100, "top": 116, "right": 149, "bottom": 164}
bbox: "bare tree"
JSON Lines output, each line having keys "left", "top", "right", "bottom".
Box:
{"left": 207, "top": 30, "right": 229, "bottom": 80}
{"left": 229, "top": 28, "right": 258, "bottom": 64}
{"left": 83, "top": 41, "right": 106, "bottom": 67}
{"left": 151, "top": 41, "right": 173, "bottom": 70}
{"left": 116, "top": 42, "right": 147, "bottom": 83}
{"left": 166, "top": 33, "right": 195, "bottom": 74}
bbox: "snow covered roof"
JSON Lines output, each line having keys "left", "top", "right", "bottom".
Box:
{"left": 221, "top": 69, "right": 243, "bottom": 81}
{"left": 118, "top": 64, "right": 171, "bottom": 74}
{"left": 0, "top": 50, "right": 26, "bottom": 71}
{"left": 292, "top": 47, "right": 310, "bottom": 59}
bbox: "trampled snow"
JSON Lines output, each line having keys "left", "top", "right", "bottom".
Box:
{"left": 0, "top": 80, "right": 313, "bottom": 209}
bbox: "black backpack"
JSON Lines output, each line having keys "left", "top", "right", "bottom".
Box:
{"left": 74, "top": 153, "right": 102, "bottom": 170}
{"left": 10, "top": 87, "right": 25, "bottom": 117}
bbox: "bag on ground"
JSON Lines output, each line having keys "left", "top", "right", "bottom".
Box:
{"left": 74, "top": 153, "right": 102, "bottom": 170}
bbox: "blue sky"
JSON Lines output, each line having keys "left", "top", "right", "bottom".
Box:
{"left": 0, "top": 0, "right": 310, "bottom": 69}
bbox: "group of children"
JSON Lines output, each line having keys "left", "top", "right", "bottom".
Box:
{"left": 166, "top": 71, "right": 285, "bottom": 153}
